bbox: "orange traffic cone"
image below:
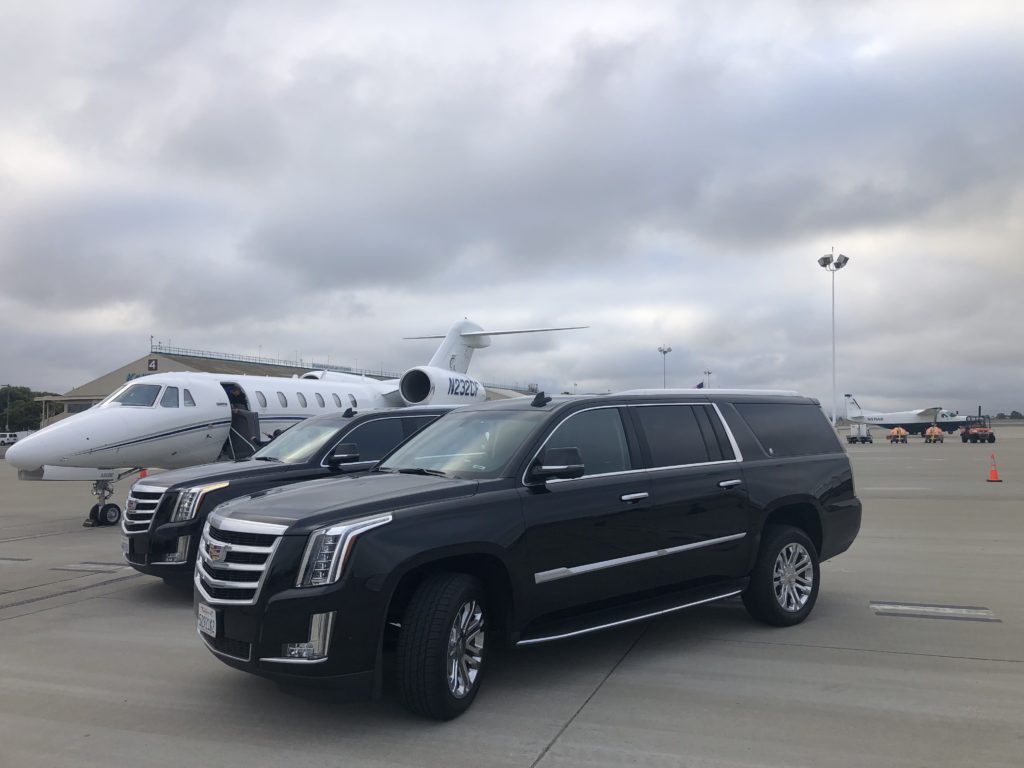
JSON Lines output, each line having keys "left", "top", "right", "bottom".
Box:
{"left": 987, "top": 454, "right": 1002, "bottom": 483}
{"left": 139, "top": 469, "right": 148, "bottom": 479}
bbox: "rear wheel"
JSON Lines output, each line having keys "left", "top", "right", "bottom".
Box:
{"left": 988, "top": 435, "right": 996, "bottom": 443}
{"left": 743, "top": 526, "right": 820, "bottom": 627}
{"left": 396, "top": 573, "right": 488, "bottom": 720}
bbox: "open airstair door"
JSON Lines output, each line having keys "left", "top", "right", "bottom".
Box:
{"left": 228, "top": 410, "right": 261, "bottom": 459}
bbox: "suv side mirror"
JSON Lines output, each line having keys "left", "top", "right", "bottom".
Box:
{"left": 531, "top": 446, "right": 585, "bottom": 481}
{"left": 327, "top": 443, "right": 360, "bottom": 469}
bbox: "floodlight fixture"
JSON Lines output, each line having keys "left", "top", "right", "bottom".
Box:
{"left": 834, "top": 254, "right": 849, "bottom": 269}
{"left": 817, "top": 255, "right": 833, "bottom": 268}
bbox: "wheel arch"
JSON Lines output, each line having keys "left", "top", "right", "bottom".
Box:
{"left": 384, "top": 549, "right": 517, "bottom": 636}
{"left": 760, "top": 499, "right": 823, "bottom": 556}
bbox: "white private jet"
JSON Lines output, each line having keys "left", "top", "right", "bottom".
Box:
{"left": 7, "top": 319, "right": 584, "bottom": 523}
{"left": 844, "top": 394, "right": 968, "bottom": 436}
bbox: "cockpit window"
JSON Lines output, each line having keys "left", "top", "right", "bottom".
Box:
{"left": 160, "top": 387, "right": 180, "bottom": 408}
{"left": 112, "top": 384, "right": 162, "bottom": 407}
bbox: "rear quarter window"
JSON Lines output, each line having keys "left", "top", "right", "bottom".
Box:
{"left": 734, "top": 403, "right": 841, "bottom": 458}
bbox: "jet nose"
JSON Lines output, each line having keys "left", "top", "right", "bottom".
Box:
{"left": 4, "top": 434, "right": 48, "bottom": 471}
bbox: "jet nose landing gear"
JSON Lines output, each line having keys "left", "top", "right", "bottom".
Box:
{"left": 84, "top": 479, "right": 123, "bottom": 527}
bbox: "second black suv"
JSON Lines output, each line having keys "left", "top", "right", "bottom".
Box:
{"left": 195, "top": 391, "right": 861, "bottom": 719}
{"left": 122, "top": 406, "right": 456, "bottom": 580}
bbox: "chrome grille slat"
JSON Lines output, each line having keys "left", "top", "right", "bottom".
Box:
{"left": 194, "top": 516, "right": 285, "bottom": 606}
{"left": 121, "top": 487, "right": 169, "bottom": 534}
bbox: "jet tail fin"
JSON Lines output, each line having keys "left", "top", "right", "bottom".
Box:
{"left": 844, "top": 393, "right": 863, "bottom": 419}
{"left": 405, "top": 320, "right": 587, "bottom": 374}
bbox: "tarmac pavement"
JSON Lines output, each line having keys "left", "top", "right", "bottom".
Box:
{"left": 0, "top": 428, "right": 1021, "bottom": 767}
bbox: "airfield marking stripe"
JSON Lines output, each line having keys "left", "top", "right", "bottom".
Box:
{"left": 0, "top": 557, "right": 31, "bottom": 562}
{"left": 872, "top": 612, "right": 1002, "bottom": 623}
{"left": 870, "top": 601, "right": 999, "bottom": 621}
{"left": 50, "top": 564, "right": 128, "bottom": 573}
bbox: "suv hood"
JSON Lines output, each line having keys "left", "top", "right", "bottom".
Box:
{"left": 138, "top": 459, "right": 289, "bottom": 490}
{"left": 211, "top": 472, "right": 478, "bottom": 532}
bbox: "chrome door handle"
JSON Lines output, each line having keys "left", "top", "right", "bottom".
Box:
{"left": 718, "top": 479, "right": 742, "bottom": 489}
{"left": 620, "top": 492, "right": 649, "bottom": 503}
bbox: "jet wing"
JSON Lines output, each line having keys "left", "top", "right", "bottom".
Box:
{"left": 912, "top": 407, "right": 942, "bottom": 419}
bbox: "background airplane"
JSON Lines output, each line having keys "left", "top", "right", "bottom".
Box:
{"left": 6, "top": 318, "right": 584, "bottom": 522}
{"left": 844, "top": 394, "right": 968, "bottom": 436}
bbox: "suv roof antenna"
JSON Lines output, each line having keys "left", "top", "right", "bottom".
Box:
{"left": 531, "top": 391, "right": 552, "bottom": 407}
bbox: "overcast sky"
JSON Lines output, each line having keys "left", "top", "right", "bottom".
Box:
{"left": 1, "top": 1, "right": 1022, "bottom": 415}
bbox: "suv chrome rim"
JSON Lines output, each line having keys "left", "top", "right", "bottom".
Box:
{"left": 447, "top": 600, "right": 485, "bottom": 698}
{"left": 773, "top": 543, "right": 813, "bottom": 612}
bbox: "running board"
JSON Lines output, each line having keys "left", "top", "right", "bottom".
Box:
{"left": 516, "top": 582, "right": 745, "bottom": 646}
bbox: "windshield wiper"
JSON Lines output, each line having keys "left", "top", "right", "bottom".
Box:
{"left": 395, "top": 467, "right": 448, "bottom": 477}
{"left": 252, "top": 456, "right": 281, "bottom": 462}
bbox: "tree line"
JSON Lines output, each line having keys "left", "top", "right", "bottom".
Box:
{"left": 0, "top": 385, "right": 58, "bottom": 432}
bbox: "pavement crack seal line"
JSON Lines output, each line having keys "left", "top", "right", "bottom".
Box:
{"left": 0, "top": 573, "right": 142, "bottom": 612}
{"left": 870, "top": 601, "right": 1000, "bottom": 622}
{"left": 529, "top": 624, "right": 650, "bottom": 768}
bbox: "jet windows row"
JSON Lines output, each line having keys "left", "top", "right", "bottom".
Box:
{"left": 253, "top": 391, "right": 358, "bottom": 409}
{"left": 110, "top": 383, "right": 196, "bottom": 408}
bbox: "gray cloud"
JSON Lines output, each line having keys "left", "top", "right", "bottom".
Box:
{"left": 2, "top": 1, "right": 1024, "bottom": 414}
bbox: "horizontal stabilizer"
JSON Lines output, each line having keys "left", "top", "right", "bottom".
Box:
{"left": 405, "top": 325, "right": 587, "bottom": 340}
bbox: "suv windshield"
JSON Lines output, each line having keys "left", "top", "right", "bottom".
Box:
{"left": 110, "top": 383, "right": 162, "bottom": 407}
{"left": 252, "top": 422, "right": 341, "bottom": 464}
{"left": 380, "top": 409, "right": 547, "bottom": 478}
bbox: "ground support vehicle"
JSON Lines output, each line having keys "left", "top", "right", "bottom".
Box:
{"left": 888, "top": 428, "right": 909, "bottom": 444}
{"left": 123, "top": 406, "right": 455, "bottom": 581}
{"left": 847, "top": 423, "right": 872, "bottom": 444}
{"left": 195, "top": 390, "right": 862, "bottom": 720}
{"left": 0, "top": 432, "right": 18, "bottom": 446}
{"left": 961, "top": 416, "right": 996, "bottom": 443}
{"left": 924, "top": 426, "right": 944, "bottom": 444}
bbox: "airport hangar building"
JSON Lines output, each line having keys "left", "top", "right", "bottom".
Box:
{"left": 35, "top": 343, "right": 528, "bottom": 429}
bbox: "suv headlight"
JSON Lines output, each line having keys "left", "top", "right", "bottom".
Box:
{"left": 296, "top": 514, "right": 393, "bottom": 588}
{"left": 171, "top": 481, "right": 229, "bottom": 522}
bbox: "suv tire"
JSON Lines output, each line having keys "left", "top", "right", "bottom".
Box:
{"left": 396, "top": 573, "right": 488, "bottom": 720}
{"left": 743, "top": 525, "right": 820, "bottom": 627}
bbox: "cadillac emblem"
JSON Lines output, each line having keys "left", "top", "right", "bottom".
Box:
{"left": 207, "top": 543, "right": 227, "bottom": 562}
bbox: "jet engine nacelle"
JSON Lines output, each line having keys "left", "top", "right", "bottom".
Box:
{"left": 399, "top": 366, "right": 487, "bottom": 406}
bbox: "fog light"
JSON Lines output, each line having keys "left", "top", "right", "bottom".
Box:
{"left": 159, "top": 536, "right": 190, "bottom": 563}
{"left": 282, "top": 611, "right": 335, "bottom": 661}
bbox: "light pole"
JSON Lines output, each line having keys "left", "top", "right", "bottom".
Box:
{"left": 3, "top": 384, "right": 10, "bottom": 432}
{"left": 658, "top": 345, "right": 672, "bottom": 388}
{"left": 817, "top": 249, "right": 850, "bottom": 426}
{"left": 703, "top": 369, "right": 713, "bottom": 388}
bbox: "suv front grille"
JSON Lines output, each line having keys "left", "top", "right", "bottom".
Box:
{"left": 122, "top": 488, "right": 168, "bottom": 534}
{"left": 202, "top": 634, "right": 252, "bottom": 662}
{"left": 195, "top": 519, "right": 283, "bottom": 606}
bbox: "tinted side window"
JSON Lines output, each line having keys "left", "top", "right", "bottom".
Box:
{"left": 734, "top": 403, "right": 841, "bottom": 457}
{"left": 634, "top": 405, "right": 708, "bottom": 467}
{"left": 343, "top": 418, "right": 406, "bottom": 461}
{"left": 546, "top": 408, "right": 631, "bottom": 476}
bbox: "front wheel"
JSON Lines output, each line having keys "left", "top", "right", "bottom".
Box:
{"left": 743, "top": 526, "right": 820, "bottom": 627}
{"left": 99, "top": 503, "right": 121, "bottom": 526}
{"left": 396, "top": 573, "right": 488, "bottom": 720}
{"left": 988, "top": 435, "right": 996, "bottom": 443}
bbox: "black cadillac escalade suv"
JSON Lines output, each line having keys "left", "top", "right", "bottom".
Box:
{"left": 195, "top": 391, "right": 861, "bottom": 719}
{"left": 122, "top": 406, "right": 456, "bottom": 580}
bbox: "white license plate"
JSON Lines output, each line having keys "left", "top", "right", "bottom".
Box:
{"left": 121, "top": 536, "right": 130, "bottom": 556}
{"left": 197, "top": 603, "right": 218, "bottom": 638}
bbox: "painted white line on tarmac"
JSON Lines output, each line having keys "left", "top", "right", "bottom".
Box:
{"left": 859, "top": 487, "right": 930, "bottom": 492}
{"left": 870, "top": 601, "right": 1000, "bottom": 622}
